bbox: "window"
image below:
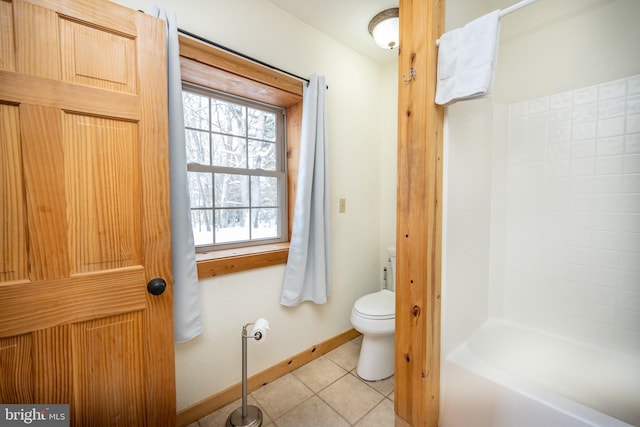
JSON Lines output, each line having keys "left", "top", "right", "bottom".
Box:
{"left": 182, "top": 84, "right": 287, "bottom": 251}
{"left": 178, "top": 33, "right": 303, "bottom": 277}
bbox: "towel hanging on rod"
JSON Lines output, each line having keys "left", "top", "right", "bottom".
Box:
{"left": 435, "top": 0, "right": 538, "bottom": 46}
{"left": 434, "top": 10, "right": 500, "bottom": 105}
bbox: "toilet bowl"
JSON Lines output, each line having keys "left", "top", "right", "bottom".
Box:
{"left": 350, "top": 247, "right": 396, "bottom": 381}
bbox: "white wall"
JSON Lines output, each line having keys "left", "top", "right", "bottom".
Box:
{"left": 491, "top": 0, "right": 640, "bottom": 355}
{"left": 494, "top": 74, "right": 640, "bottom": 356}
{"left": 379, "top": 59, "right": 399, "bottom": 280}
{"left": 442, "top": 99, "right": 495, "bottom": 355}
{"left": 113, "top": 0, "right": 395, "bottom": 411}
{"left": 494, "top": 0, "right": 640, "bottom": 103}
{"left": 441, "top": 1, "right": 494, "bottom": 356}
{"left": 444, "top": 0, "right": 640, "bottom": 356}
{"left": 442, "top": 2, "right": 640, "bottom": 421}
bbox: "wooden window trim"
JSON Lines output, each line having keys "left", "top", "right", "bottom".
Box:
{"left": 179, "top": 35, "right": 303, "bottom": 278}
{"left": 195, "top": 242, "right": 290, "bottom": 278}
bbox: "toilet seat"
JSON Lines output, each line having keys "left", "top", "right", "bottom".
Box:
{"left": 353, "top": 289, "right": 395, "bottom": 320}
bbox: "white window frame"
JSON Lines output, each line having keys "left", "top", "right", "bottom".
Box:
{"left": 183, "top": 82, "right": 288, "bottom": 252}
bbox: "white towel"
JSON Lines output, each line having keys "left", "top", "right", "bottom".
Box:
{"left": 435, "top": 10, "right": 501, "bottom": 106}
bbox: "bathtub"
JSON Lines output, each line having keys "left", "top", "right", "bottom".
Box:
{"left": 440, "top": 320, "right": 640, "bottom": 427}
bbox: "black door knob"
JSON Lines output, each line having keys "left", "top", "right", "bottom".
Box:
{"left": 147, "top": 278, "right": 167, "bottom": 296}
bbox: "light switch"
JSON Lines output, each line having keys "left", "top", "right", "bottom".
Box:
{"left": 339, "top": 198, "right": 346, "bottom": 213}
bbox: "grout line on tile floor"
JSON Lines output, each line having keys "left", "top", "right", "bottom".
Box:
{"left": 195, "top": 337, "right": 395, "bottom": 427}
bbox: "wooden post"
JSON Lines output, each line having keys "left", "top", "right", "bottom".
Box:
{"left": 395, "top": 0, "right": 445, "bottom": 426}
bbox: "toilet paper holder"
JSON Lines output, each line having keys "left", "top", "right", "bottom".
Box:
{"left": 226, "top": 318, "right": 270, "bottom": 427}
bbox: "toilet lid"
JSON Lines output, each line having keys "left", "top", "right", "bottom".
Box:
{"left": 354, "top": 289, "right": 395, "bottom": 320}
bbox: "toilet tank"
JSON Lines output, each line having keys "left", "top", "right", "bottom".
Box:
{"left": 387, "top": 246, "right": 396, "bottom": 291}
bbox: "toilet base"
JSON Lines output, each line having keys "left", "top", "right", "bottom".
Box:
{"left": 356, "top": 333, "right": 395, "bottom": 381}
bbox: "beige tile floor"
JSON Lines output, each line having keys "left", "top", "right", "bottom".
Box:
{"left": 190, "top": 336, "right": 395, "bottom": 427}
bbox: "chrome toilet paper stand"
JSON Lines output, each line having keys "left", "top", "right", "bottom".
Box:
{"left": 226, "top": 322, "right": 265, "bottom": 427}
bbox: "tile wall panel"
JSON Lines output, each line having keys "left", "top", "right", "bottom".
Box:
{"left": 497, "top": 74, "right": 640, "bottom": 356}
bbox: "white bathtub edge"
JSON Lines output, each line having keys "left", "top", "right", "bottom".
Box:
{"left": 444, "top": 324, "right": 635, "bottom": 427}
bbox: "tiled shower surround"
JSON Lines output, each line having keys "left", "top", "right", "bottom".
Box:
{"left": 491, "top": 74, "right": 640, "bottom": 356}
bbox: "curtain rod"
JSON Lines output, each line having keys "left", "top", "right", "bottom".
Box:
{"left": 177, "top": 28, "right": 310, "bottom": 85}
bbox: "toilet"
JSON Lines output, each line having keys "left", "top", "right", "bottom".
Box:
{"left": 350, "top": 246, "right": 396, "bottom": 381}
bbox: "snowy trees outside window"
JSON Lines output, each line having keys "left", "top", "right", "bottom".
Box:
{"left": 182, "top": 86, "right": 286, "bottom": 249}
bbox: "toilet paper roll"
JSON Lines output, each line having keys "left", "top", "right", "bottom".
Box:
{"left": 250, "top": 318, "right": 270, "bottom": 343}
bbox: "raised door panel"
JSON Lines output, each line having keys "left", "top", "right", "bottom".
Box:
{"left": 14, "top": 0, "right": 60, "bottom": 79}
{"left": 0, "top": 334, "right": 33, "bottom": 404}
{"left": 72, "top": 313, "right": 146, "bottom": 425}
{"left": 59, "top": 18, "right": 137, "bottom": 94}
{"left": 63, "top": 114, "right": 141, "bottom": 274}
{"left": 0, "top": 1, "right": 15, "bottom": 72}
{"left": 20, "top": 104, "right": 69, "bottom": 281}
{"left": 13, "top": 0, "right": 139, "bottom": 84}
{"left": 33, "top": 326, "right": 72, "bottom": 405}
{"left": 0, "top": 104, "right": 27, "bottom": 283}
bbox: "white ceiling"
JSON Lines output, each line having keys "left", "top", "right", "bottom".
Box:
{"left": 264, "top": 0, "right": 400, "bottom": 64}
{"left": 263, "top": 0, "right": 523, "bottom": 64}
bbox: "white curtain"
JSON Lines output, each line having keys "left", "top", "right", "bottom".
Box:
{"left": 281, "top": 75, "right": 331, "bottom": 306}
{"left": 146, "top": 6, "right": 203, "bottom": 343}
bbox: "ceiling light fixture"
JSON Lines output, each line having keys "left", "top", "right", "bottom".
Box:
{"left": 368, "top": 8, "right": 399, "bottom": 50}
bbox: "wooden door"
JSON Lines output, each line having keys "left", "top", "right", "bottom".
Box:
{"left": 0, "top": 0, "right": 175, "bottom": 425}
